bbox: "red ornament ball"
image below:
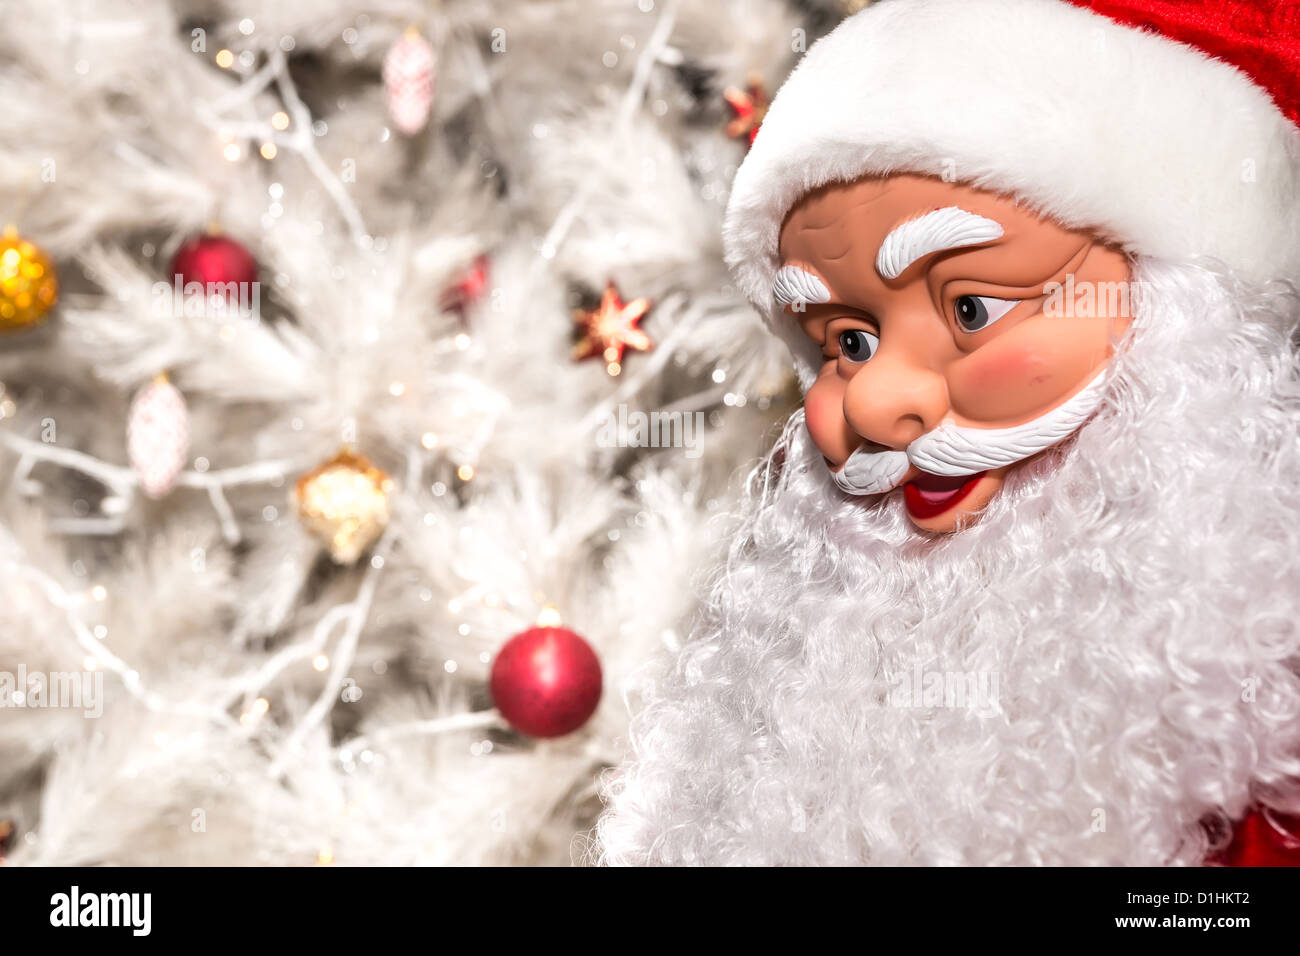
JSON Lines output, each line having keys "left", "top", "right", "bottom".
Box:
{"left": 489, "top": 626, "right": 602, "bottom": 738}
{"left": 170, "top": 234, "right": 258, "bottom": 300}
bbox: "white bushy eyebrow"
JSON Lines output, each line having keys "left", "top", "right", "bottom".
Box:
{"left": 773, "top": 265, "right": 832, "bottom": 307}
{"left": 875, "top": 207, "right": 1005, "bottom": 280}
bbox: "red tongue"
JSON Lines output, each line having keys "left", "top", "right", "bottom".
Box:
{"left": 910, "top": 472, "right": 972, "bottom": 493}
{"left": 903, "top": 470, "right": 987, "bottom": 520}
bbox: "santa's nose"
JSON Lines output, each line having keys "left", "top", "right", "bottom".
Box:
{"left": 842, "top": 350, "right": 949, "bottom": 450}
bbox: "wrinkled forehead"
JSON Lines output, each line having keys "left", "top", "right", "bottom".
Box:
{"left": 777, "top": 174, "right": 1087, "bottom": 277}
{"left": 785, "top": 175, "right": 973, "bottom": 238}
{"left": 777, "top": 178, "right": 894, "bottom": 263}
{"left": 783, "top": 176, "right": 895, "bottom": 230}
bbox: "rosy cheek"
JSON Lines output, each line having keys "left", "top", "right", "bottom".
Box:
{"left": 804, "top": 375, "right": 856, "bottom": 462}
{"left": 949, "top": 320, "right": 1112, "bottom": 423}
{"left": 962, "top": 344, "right": 1047, "bottom": 391}
{"left": 949, "top": 347, "right": 1056, "bottom": 422}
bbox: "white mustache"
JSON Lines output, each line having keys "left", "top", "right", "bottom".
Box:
{"left": 829, "top": 372, "right": 1108, "bottom": 496}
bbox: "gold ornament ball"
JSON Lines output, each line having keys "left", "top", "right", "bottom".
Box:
{"left": 294, "top": 449, "right": 393, "bottom": 565}
{"left": 0, "top": 232, "right": 59, "bottom": 331}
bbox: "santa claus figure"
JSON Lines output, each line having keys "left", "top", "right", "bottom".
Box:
{"left": 597, "top": 0, "right": 1300, "bottom": 865}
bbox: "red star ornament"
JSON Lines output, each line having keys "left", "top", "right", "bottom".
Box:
{"left": 441, "top": 254, "right": 490, "bottom": 317}
{"left": 723, "top": 75, "right": 770, "bottom": 146}
{"left": 572, "top": 282, "right": 653, "bottom": 376}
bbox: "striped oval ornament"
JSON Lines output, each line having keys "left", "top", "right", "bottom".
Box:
{"left": 383, "top": 28, "right": 436, "bottom": 136}
{"left": 127, "top": 375, "right": 190, "bottom": 499}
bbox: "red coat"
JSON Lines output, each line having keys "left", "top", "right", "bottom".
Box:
{"left": 1210, "top": 809, "right": 1300, "bottom": 866}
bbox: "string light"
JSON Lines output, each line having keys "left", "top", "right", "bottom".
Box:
{"left": 454, "top": 333, "right": 471, "bottom": 350}
{"left": 91, "top": 585, "right": 107, "bottom": 601}
{"left": 313, "top": 655, "right": 330, "bottom": 672}
{"left": 240, "top": 697, "right": 270, "bottom": 725}
{"left": 316, "top": 847, "right": 334, "bottom": 866}
{"left": 457, "top": 464, "right": 475, "bottom": 482}
{"left": 271, "top": 111, "right": 290, "bottom": 131}
{"left": 259, "top": 142, "right": 278, "bottom": 160}
{"left": 223, "top": 143, "right": 242, "bottom": 162}
{"left": 537, "top": 604, "right": 563, "bottom": 627}
{"left": 421, "top": 432, "right": 439, "bottom": 449}
{"left": 389, "top": 381, "right": 406, "bottom": 397}
{"left": 215, "top": 49, "right": 234, "bottom": 68}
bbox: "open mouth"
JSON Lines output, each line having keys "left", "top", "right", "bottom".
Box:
{"left": 903, "top": 471, "right": 987, "bottom": 520}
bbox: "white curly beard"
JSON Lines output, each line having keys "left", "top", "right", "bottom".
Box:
{"left": 596, "top": 259, "right": 1300, "bottom": 865}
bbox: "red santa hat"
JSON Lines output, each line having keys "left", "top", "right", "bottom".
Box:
{"left": 724, "top": 0, "right": 1300, "bottom": 388}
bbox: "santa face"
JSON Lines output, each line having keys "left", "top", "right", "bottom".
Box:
{"left": 779, "top": 174, "right": 1133, "bottom": 531}
{"left": 597, "top": 256, "right": 1300, "bottom": 865}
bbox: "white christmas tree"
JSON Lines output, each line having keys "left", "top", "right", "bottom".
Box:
{"left": 0, "top": 0, "right": 855, "bottom": 864}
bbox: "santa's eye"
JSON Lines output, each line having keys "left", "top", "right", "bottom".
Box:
{"left": 954, "top": 295, "right": 1019, "bottom": 332}
{"left": 837, "top": 328, "right": 879, "bottom": 363}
